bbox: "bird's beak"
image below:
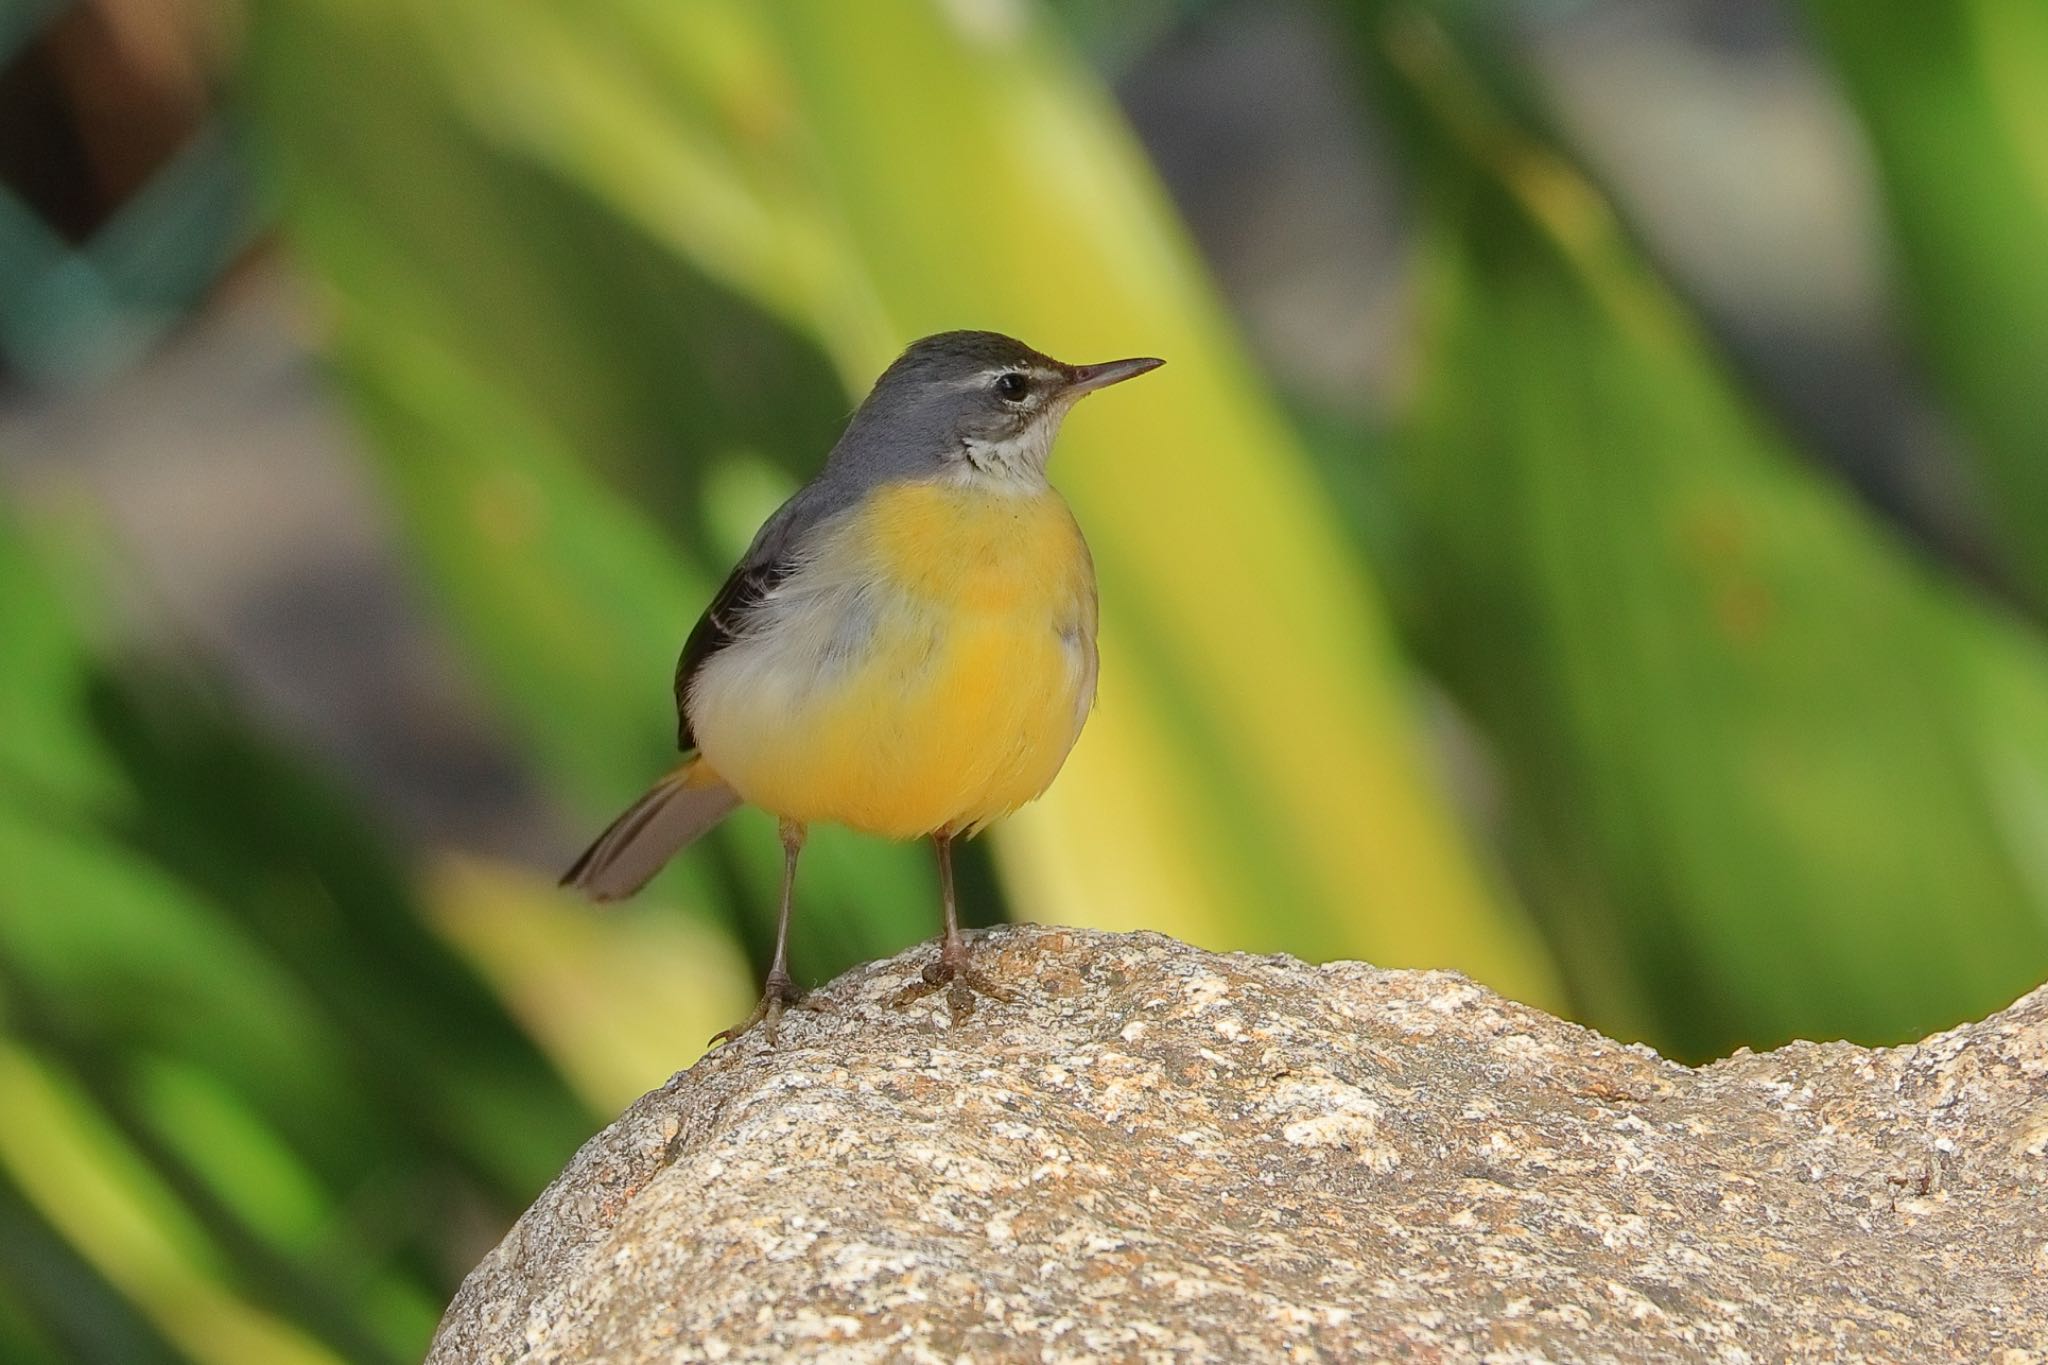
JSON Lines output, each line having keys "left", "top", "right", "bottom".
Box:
{"left": 1064, "top": 355, "right": 1165, "bottom": 397}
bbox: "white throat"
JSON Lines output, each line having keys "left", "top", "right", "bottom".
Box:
{"left": 958, "top": 420, "right": 1059, "bottom": 492}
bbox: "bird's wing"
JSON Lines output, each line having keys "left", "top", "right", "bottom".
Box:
{"left": 671, "top": 480, "right": 852, "bottom": 751}
{"left": 672, "top": 554, "right": 795, "bottom": 750}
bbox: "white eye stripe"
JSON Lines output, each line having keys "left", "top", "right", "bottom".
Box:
{"left": 962, "top": 365, "right": 1059, "bottom": 390}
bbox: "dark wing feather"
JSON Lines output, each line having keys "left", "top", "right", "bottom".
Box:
{"left": 674, "top": 556, "right": 793, "bottom": 750}
{"left": 670, "top": 470, "right": 853, "bottom": 751}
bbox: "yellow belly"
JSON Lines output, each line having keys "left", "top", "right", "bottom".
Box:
{"left": 688, "top": 479, "right": 1098, "bottom": 838}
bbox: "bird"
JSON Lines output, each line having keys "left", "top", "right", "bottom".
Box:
{"left": 561, "top": 330, "right": 1163, "bottom": 1043}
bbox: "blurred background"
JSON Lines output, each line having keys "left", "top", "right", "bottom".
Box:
{"left": 4, "top": 0, "right": 2047, "bottom": 1359}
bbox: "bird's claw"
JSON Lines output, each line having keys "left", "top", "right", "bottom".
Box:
{"left": 710, "top": 975, "right": 808, "bottom": 1048}
{"left": 893, "top": 950, "right": 1013, "bottom": 1026}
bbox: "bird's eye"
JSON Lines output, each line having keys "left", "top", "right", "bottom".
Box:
{"left": 994, "top": 372, "right": 1029, "bottom": 402}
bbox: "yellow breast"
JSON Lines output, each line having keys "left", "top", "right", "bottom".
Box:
{"left": 688, "top": 479, "right": 1098, "bottom": 838}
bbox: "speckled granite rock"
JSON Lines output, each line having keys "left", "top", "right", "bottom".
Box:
{"left": 427, "top": 925, "right": 2048, "bottom": 1363}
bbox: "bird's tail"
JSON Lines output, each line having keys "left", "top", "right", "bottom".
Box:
{"left": 560, "top": 759, "right": 740, "bottom": 902}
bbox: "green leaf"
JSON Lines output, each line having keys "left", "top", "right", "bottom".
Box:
{"left": 1361, "top": 5, "right": 2048, "bottom": 1056}
{"left": 0, "top": 508, "right": 589, "bottom": 1357}
{"left": 0, "top": 1044, "right": 345, "bottom": 1365}
{"left": 0, "top": 1175, "right": 183, "bottom": 1365}
{"left": 1799, "top": 0, "right": 2048, "bottom": 609}
{"left": 0, "top": 513, "right": 125, "bottom": 812}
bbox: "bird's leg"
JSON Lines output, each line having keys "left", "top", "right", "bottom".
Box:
{"left": 893, "top": 831, "right": 1013, "bottom": 1023}
{"left": 712, "top": 819, "right": 808, "bottom": 1046}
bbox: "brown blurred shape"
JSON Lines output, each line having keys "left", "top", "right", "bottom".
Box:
{"left": 0, "top": 0, "right": 226, "bottom": 241}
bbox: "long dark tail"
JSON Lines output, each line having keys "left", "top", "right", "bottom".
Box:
{"left": 560, "top": 759, "right": 740, "bottom": 902}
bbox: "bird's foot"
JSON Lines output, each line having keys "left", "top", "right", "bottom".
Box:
{"left": 892, "top": 940, "right": 1013, "bottom": 1026}
{"left": 710, "top": 972, "right": 808, "bottom": 1048}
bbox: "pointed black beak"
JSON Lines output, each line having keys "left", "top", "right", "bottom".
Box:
{"left": 1064, "top": 355, "right": 1165, "bottom": 396}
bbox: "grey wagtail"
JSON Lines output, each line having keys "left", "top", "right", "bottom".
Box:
{"left": 563, "top": 331, "right": 1163, "bottom": 1042}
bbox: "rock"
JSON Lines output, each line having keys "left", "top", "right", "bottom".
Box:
{"left": 428, "top": 926, "right": 2048, "bottom": 1363}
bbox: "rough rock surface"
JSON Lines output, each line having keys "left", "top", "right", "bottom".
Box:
{"left": 428, "top": 926, "right": 2048, "bottom": 1363}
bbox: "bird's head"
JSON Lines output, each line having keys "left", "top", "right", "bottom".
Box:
{"left": 839, "top": 330, "right": 1163, "bottom": 488}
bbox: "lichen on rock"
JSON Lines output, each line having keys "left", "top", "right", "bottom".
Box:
{"left": 428, "top": 925, "right": 2048, "bottom": 1363}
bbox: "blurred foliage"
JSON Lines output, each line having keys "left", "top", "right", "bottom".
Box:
{"left": 3, "top": 0, "right": 2048, "bottom": 1360}
{"left": 238, "top": 0, "right": 1555, "bottom": 998}
{"left": 1799, "top": 0, "right": 2048, "bottom": 611}
{"left": 1350, "top": 3, "right": 2048, "bottom": 1056}
{"left": 0, "top": 513, "right": 595, "bottom": 1363}
{"left": 237, "top": 0, "right": 960, "bottom": 989}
